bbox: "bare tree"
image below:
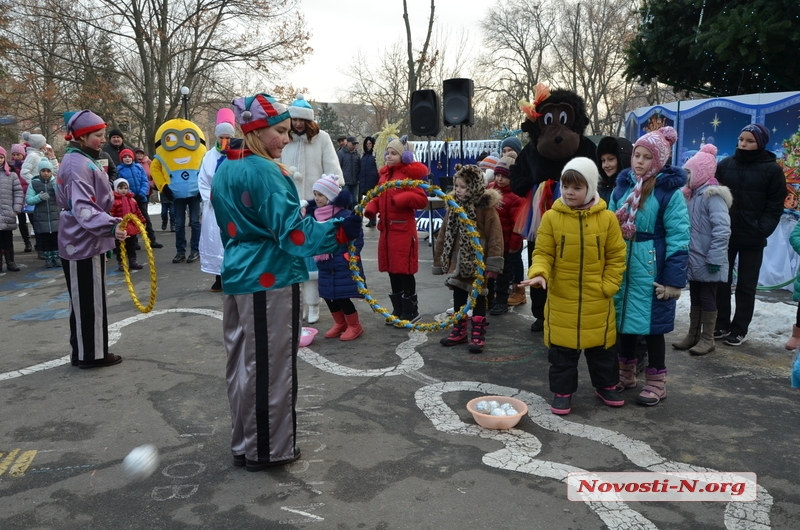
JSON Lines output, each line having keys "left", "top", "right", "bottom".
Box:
{"left": 403, "top": 0, "right": 435, "bottom": 96}
{"left": 548, "top": 0, "right": 641, "bottom": 134}
{"left": 1, "top": 0, "right": 311, "bottom": 153}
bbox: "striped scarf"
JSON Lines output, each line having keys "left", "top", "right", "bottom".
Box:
{"left": 615, "top": 173, "right": 654, "bottom": 240}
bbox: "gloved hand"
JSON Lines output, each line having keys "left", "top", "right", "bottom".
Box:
{"left": 340, "top": 215, "right": 363, "bottom": 240}
{"left": 485, "top": 271, "right": 498, "bottom": 279}
{"left": 160, "top": 185, "right": 174, "bottom": 202}
{"left": 707, "top": 263, "right": 720, "bottom": 274}
{"left": 38, "top": 191, "right": 49, "bottom": 200}
{"left": 653, "top": 282, "right": 681, "bottom": 300}
{"left": 134, "top": 194, "right": 145, "bottom": 204}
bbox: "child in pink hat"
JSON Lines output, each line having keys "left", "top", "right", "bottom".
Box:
{"left": 672, "top": 144, "right": 732, "bottom": 356}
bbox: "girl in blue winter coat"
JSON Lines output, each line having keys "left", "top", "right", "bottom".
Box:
{"left": 671, "top": 144, "right": 731, "bottom": 356}
{"left": 311, "top": 174, "right": 366, "bottom": 341}
{"left": 609, "top": 126, "right": 690, "bottom": 406}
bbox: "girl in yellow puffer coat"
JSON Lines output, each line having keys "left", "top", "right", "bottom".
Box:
{"left": 521, "top": 158, "right": 627, "bottom": 415}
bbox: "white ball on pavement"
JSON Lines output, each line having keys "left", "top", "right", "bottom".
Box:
{"left": 122, "top": 444, "right": 159, "bottom": 480}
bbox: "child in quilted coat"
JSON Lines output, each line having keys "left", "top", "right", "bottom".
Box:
{"left": 364, "top": 135, "right": 428, "bottom": 323}
{"left": 521, "top": 158, "right": 627, "bottom": 415}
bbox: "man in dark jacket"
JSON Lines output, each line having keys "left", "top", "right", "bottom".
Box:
{"left": 715, "top": 123, "right": 786, "bottom": 346}
{"left": 338, "top": 136, "right": 361, "bottom": 202}
{"left": 102, "top": 128, "right": 131, "bottom": 167}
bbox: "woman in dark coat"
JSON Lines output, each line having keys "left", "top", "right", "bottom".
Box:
{"left": 358, "top": 136, "right": 379, "bottom": 226}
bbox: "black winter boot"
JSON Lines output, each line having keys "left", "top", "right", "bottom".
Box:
{"left": 400, "top": 293, "right": 420, "bottom": 323}
{"left": 386, "top": 292, "right": 403, "bottom": 325}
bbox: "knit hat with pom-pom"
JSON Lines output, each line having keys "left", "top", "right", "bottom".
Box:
{"left": 386, "top": 135, "right": 415, "bottom": 164}
{"left": 11, "top": 144, "right": 25, "bottom": 156}
{"left": 616, "top": 126, "right": 677, "bottom": 239}
{"left": 22, "top": 131, "right": 46, "bottom": 150}
{"left": 288, "top": 94, "right": 315, "bottom": 121}
{"left": 682, "top": 143, "right": 718, "bottom": 199}
{"left": 312, "top": 174, "right": 341, "bottom": 202}
{"left": 231, "top": 94, "right": 290, "bottom": 135}
{"left": 38, "top": 158, "right": 53, "bottom": 173}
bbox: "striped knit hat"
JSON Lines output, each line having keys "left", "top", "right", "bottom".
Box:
{"left": 232, "top": 94, "right": 290, "bottom": 134}
{"left": 312, "top": 174, "right": 341, "bottom": 201}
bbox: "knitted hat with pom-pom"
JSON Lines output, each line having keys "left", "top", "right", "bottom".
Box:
{"left": 683, "top": 143, "right": 718, "bottom": 198}
{"left": 231, "top": 94, "right": 290, "bottom": 135}
{"left": 288, "top": 94, "right": 315, "bottom": 121}
{"left": 616, "top": 126, "right": 678, "bottom": 239}
{"left": 312, "top": 174, "right": 341, "bottom": 202}
{"left": 22, "top": 131, "right": 46, "bottom": 150}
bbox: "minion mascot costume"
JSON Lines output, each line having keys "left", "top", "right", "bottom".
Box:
{"left": 150, "top": 119, "right": 207, "bottom": 263}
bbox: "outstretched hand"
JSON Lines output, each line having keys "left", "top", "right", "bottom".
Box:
{"left": 520, "top": 276, "right": 546, "bottom": 290}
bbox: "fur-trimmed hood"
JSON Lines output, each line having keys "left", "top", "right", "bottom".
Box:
{"left": 697, "top": 184, "right": 733, "bottom": 208}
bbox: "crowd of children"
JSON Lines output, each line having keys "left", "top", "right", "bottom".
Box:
{"left": 4, "top": 109, "right": 793, "bottom": 423}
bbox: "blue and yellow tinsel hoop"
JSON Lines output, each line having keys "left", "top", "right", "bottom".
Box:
{"left": 347, "top": 179, "right": 485, "bottom": 332}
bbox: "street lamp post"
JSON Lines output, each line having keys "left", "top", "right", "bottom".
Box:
{"left": 180, "top": 86, "right": 190, "bottom": 120}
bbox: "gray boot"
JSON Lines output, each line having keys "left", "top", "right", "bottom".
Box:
{"left": 672, "top": 306, "right": 701, "bottom": 350}
{"left": 689, "top": 310, "right": 717, "bottom": 356}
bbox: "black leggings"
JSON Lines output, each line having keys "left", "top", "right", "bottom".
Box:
{"left": 389, "top": 273, "right": 415, "bottom": 296}
{"left": 453, "top": 287, "right": 486, "bottom": 317}
{"left": 324, "top": 298, "right": 356, "bottom": 315}
{"left": 619, "top": 333, "right": 665, "bottom": 370}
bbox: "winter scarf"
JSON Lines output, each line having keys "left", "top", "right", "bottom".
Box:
{"left": 313, "top": 204, "right": 343, "bottom": 261}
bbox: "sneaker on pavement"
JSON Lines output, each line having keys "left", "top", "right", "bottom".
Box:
{"left": 186, "top": 252, "right": 200, "bottom": 263}
{"left": 489, "top": 303, "right": 508, "bottom": 316}
{"left": 172, "top": 253, "right": 186, "bottom": 263}
{"left": 150, "top": 241, "right": 164, "bottom": 249}
{"left": 723, "top": 334, "right": 746, "bottom": 346}
{"left": 713, "top": 328, "right": 730, "bottom": 339}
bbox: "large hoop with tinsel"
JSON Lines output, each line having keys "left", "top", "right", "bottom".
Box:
{"left": 117, "top": 213, "right": 158, "bottom": 313}
{"left": 347, "top": 179, "right": 485, "bottom": 332}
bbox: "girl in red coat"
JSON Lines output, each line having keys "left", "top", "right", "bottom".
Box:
{"left": 364, "top": 136, "right": 428, "bottom": 322}
{"left": 110, "top": 178, "right": 147, "bottom": 271}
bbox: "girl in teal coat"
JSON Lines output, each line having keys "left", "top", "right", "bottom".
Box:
{"left": 609, "top": 126, "right": 689, "bottom": 406}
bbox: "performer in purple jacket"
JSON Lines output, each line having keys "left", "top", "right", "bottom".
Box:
{"left": 57, "top": 110, "right": 128, "bottom": 368}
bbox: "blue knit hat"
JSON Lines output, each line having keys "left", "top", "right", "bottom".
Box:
{"left": 500, "top": 136, "right": 522, "bottom": 156}
{"left": 288, "top": 94, "right": 315, "bottom": 121}
{"left": 38, "top": 158, "right": 53, "bottom": 172}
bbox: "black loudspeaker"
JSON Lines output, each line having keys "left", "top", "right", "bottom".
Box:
{"left": 442, "top": 78, "right": 474, "bottom": 127}
{"left": 410, "top": 89, "right": 440, "bottom": 137}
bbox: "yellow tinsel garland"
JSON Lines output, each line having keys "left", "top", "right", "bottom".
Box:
{"left": 347, "top": 179, "right": 486, "bottom": 332}
{"left": 117, "top": 213, "right": 158, "bottom": 313}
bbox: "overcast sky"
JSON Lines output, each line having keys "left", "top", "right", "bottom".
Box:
{"left": 291, "top": 0, "right": 490, "bottom": 102}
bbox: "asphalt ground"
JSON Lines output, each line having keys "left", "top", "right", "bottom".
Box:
{"left": 0, "top": 223, "right": 798, "bottom": 530}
